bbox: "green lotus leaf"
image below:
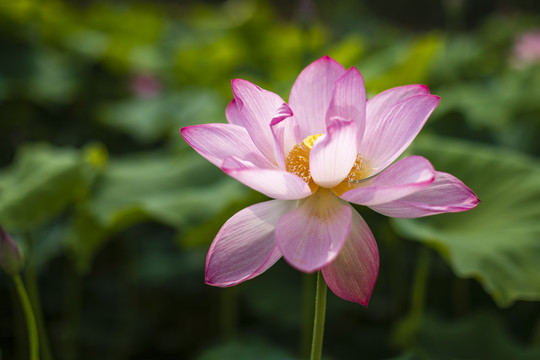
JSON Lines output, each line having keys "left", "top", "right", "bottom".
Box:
{"left": 393, "top": 135, "right": 540, "bottom": 307}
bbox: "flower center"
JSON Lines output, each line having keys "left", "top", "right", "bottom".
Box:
{"left": 345, "top": 153, "right": 370, "bottom": 183}
{"left": 285, "top": 134, "right": 322, "bottom": 183}
{"left": 285, "top": 134, "right": 370, "bottom": 191}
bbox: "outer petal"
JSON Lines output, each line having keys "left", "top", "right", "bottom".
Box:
{"left": 370, "top": 171, "right": 480, "bottom": 218}
{"left": 206, "top": 200, "right": 296, "bottom": 287}
{"left": 289, "top": 56, "right": 346, "bottom": 139}
{"left": 360, "top": 94, "right": 440, "bottom": 173}
{"left": 232, "top": 79, "right": 287, "bottom": 164}
{"left": 326, "top": 67, "right": 366, "bottom": 145}
{"left": 339, "top": 156, "right": 435, "bottom": 206}
{"left": 322, "top": 208, "right": 379, "bottom": 306}
{"left": 222, "top": 156, "right": 312, "bottom": 200}
{"left": 310, "top": 117, "right": 358, "bottom": 188}
{"left": 226, "top": 99, "right": 243, "bottom": 126}
{"left": 181, "top": 123, "right": 273, "bottom": 169}
{"left": 275, "top": 189, "right": 352, "bottom": 272}
{"left": 365, "top": 84, "right": 430, "bottom": 139}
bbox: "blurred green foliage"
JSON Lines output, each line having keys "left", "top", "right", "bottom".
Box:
{"left": 0, "top": 0, "right": 539, "bottom": 359}
{"left": 396, "top": 135, "right": 540, "bottom": 307}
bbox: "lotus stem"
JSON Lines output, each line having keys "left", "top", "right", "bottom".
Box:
{"left": 310, "top": 271, "right": 327, "bottom": 360}
{"left": 13, "top": 274, "right": 39, "bottom": 360}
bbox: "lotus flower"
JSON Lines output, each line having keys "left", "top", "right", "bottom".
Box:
{"left": 181, "top": 56, "right": 479, "bottom": 305}
{"left": 511, "top": 29, "right": 540, "bottom": 68}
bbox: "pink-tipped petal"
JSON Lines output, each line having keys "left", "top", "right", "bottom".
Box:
{"left": 226, "top": 99, "right": 244, "bottom": 126}
{"left": 289, "top": 56, "right": 346, "bottom": 139}
{"left": 222, "top": 156, "right": 312, "bottom": 200}
{"left": 181, "top": 124, "right": 273, "bottom": 169}
{"left": 326, "top": 67, "right": 366, "bottom": 144}
{"left": 310, "top": 117, "right": 358, "bottom": 188}
{"left": 275, "top": 189, "right": 352, "bottom": 272}
{"left": 365, "top": 84, "right": 430, "bottom": 135}
{"left": 270, "top": 103, "right": 298, "bottom": 170}
{"left": 322, "top": 209, "right": 379, "bottom": 306}
{"left": 232, "top": 79, "right": 287, "bottom": 164}
{"left": 206, "top": 200, "right": 296, "bottom": 287}
{"left": 360, "top": 94, "right": 440, "bottom": 173}
{"left": 370, "top": 171, "right": 480, "bottom": 218}
{"left": 340, "top": 156, "right": 435, "bottom": 206}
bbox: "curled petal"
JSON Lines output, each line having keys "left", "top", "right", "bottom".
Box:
{"left": 326, "top": 67, "right": 366, "bottom": 145}
{"left": 339, "top": 156, "right": 435, "bottom": 206}
{"left": 322, "top": 209, "right": 379, "bottom": 306}
{"left": 310, "top": 117, "right": 358, "bottom": 188}
{"left": 226, "top": 99, "right": 244, "bottom": 126}
{"left": 181, "top": 124, "right": 273, "bottom": 169}
{"left": 289, "top": 56, "right": 346, "bottom": 139}
{"left": 232, "top": 79, "right": 287, "bottom": 164}
{"left": 370, "top": 171, "right": 480, "bottom": 218}
{"left": 206, "top": 200, "right": 296, "bottom": 286}
{"left": 275, "top": 189, "right": 352, "bottom": 272}
{"left": 270, "top": 103, "right": 299, "bottom": 170}
{"left": 222, "top": 156, "right": 312, "bottom": 200}
{"left": 360, "top": 94, "right": 440, "bottom": 173}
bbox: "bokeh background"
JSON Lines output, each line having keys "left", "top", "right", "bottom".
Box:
{"left": 1, "top": 0, "right": 540, "bottom": 359}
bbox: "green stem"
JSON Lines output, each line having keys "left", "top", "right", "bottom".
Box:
{"left": 10, "top": 284, "right": 26, "bottom": 359}
{"left": 310, "top": 271, "right": 327, "bottom": 360}
{"left": 392, "top": 246, "right": 432, "bottom": 349}
{"left": 13, "top": 274, "right": 39, "bottom": 360}
{"left": 24, "top": 233, "right": 54, "bottom": 360}
{"left": 300, "top": 273, "right": 316, "bottom": 359}
{"left": 410, "top": 246, "right": 431, "bottom": 318}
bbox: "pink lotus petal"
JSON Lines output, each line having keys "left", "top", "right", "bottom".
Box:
{"left": 360, "top": 94, "right": 440, "bottom": 173}
{"left": 370, "top": 171, "right": 480, "bottom": 218}
{"left": 226, "top": 99, "right": 244, "bottom": 126}
{"left": 206, "top": 200, "right": 296, "bottom": 287}
{"left": 365, "top": 84, "right": 430, "bottom": 140}
{"left": 232, "top": 79, "right": 287, "bottom": 164}
{"left": 340, "top": 156, "right": 435, "bottom": 206}
{"left": 275, "top": 189, "right": 352, "bottom": 272}
{"left": 326, "top": 67, "right": 366, "bottom": 145}
{"left": 181, "top": 124, "right": 273, "bottom": 169}
{"left": 322, "top": 209, "right": 379, "bottom": 306}
{"left": 310, "top": 117, "right": 358, "bottom": 188}
{"left": 223, "top": 156, "right": 312, "bottom": 200}
{"left": 289, "top": 56, "right": 346, "bottom": 139}
{"left": 270, "top": 103, "right": 298, "bottom": 170}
